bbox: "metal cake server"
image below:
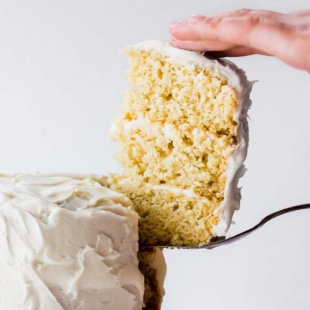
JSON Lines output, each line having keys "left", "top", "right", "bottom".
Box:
{"left": 142, "top": 203, "right": 310, "bottom": 250}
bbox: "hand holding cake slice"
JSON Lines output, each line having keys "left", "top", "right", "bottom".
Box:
{"left": 109, "top": 40, "right": 252, "bottom": 246}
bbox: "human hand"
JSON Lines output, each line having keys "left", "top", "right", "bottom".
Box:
{"left": 170, "top": 9, "right": 310, "bottom": 71}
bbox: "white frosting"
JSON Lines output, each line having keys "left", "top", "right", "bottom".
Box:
{"left": 0, "top": 174, "right": 144, "bottom": 310}
{"left": 127, "top": 41, "right": 253, "bottom": 237}
{"left": 127, "top": 40, "right": 247, "bottom": 93}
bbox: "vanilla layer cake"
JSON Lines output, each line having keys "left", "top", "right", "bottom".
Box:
{"left": 0, "top": 174, "right": 165, "bottom": 310}
{"left": 109, "top": 41, "right": 252, "bottom": 246}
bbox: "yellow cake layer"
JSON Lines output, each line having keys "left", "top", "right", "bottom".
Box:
{"left": 110, "top": 42, "right": 246, "bottom": 246}
{"left": 111, "top": 118, "right": 236, "bottom": 200}
{"left": 123, "top": 49, "right": 238, "bottom": 135}
{"left": 108, "top": 175, "right": 219, "bottom": 246}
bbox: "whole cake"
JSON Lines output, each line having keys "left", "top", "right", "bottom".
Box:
{"left": 0, "top": 174, "right": 165, "bottom": 310}
{"left": 109, "top": 40, "right": 252, "bottom": 246}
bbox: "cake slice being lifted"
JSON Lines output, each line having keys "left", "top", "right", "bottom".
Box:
{"left": 109, "top": 40, "right": 252, "bottom": 246}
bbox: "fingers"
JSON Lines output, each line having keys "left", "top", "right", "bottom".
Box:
{"left": 171, "top": 39, "right": 234, "bottom": 52}
{"left": 206, "top": 46, "right": 271, "bottom": 57}
{"left": 206, "top": 8, "right": 282, "bottom": 20}
{"left": 170, "top": 11, "right": 295, "bottom": 57}
{"left": 171, "top": 38, "right": 270, "bottom": 57}
{"left": 170, "top": 9, "right": 310, "bottom": 71}
{"left": 170, "top": 10, "right": 285, "bottom": 42}
{"left": 170, "top": 20, "right": 202, "bottom": 41}
{"left": 291, "top": 10, "right": 310, "bottom": 17}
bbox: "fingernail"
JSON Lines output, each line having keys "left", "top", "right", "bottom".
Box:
{"left": 170, "top": 39, "right": 181, "bottom": 47}
{"left": 170, "top": 20, "right": 187, "bottom": 30}
{"left": 189, "top": 14, "right": 206, "bottom": 24}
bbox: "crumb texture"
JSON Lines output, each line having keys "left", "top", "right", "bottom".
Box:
{"left": 109, "top": 45, "right": 243, "bottom": 246}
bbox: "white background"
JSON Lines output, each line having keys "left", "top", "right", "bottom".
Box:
{"left": 0, "top": 1, "right": 310, "bottom": 309}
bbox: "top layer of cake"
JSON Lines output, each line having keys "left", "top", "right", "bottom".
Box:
{"left": 109, "top": 41, "right": 252, "bottom": 246}
{"left": 0, "top": 174, "right": 144, "bottom": 310}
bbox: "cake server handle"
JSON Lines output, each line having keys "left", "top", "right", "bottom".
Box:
{"left": 149, "top": 203, "right": 310, "bottom": 250}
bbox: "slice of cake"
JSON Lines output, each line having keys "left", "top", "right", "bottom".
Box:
{"left": 0, "top": 174, "right": 165, "bottom": 310}
{"left": 109, "top": 40, "right": 252, "bottom": 246}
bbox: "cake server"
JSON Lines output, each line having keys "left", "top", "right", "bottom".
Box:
{"left": 142, "top": 203, "right": 310, "bottom": 249}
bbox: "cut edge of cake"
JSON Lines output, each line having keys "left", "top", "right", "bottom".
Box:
{"left": 109, "top": 40, "right": 253, "bottom": 245}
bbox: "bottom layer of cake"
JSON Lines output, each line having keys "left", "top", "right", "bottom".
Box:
{"left": 138, "top": 248, "right": 166, "bottom": 310}
{"left": 108, "top": 175, "right": 221, "bottom": 246}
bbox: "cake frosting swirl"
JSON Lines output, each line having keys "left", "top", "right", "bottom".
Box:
{"left": 0, "top": 174, "right": 144, "bottom": 310}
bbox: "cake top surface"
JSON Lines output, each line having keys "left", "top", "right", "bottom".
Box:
{"left": 0, "top": 174, "right": 144, "bottom": 310}
{"left": 0, "top": 174, "right": 133, "bottom": 211}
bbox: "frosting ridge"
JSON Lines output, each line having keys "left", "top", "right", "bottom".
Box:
{"left": 0, "top": 174, "right": 144, "bottom": 310}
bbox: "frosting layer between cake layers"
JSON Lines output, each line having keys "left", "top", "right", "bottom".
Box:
{"left": 0, "top": 174, "right": 144, "bottom": 310}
